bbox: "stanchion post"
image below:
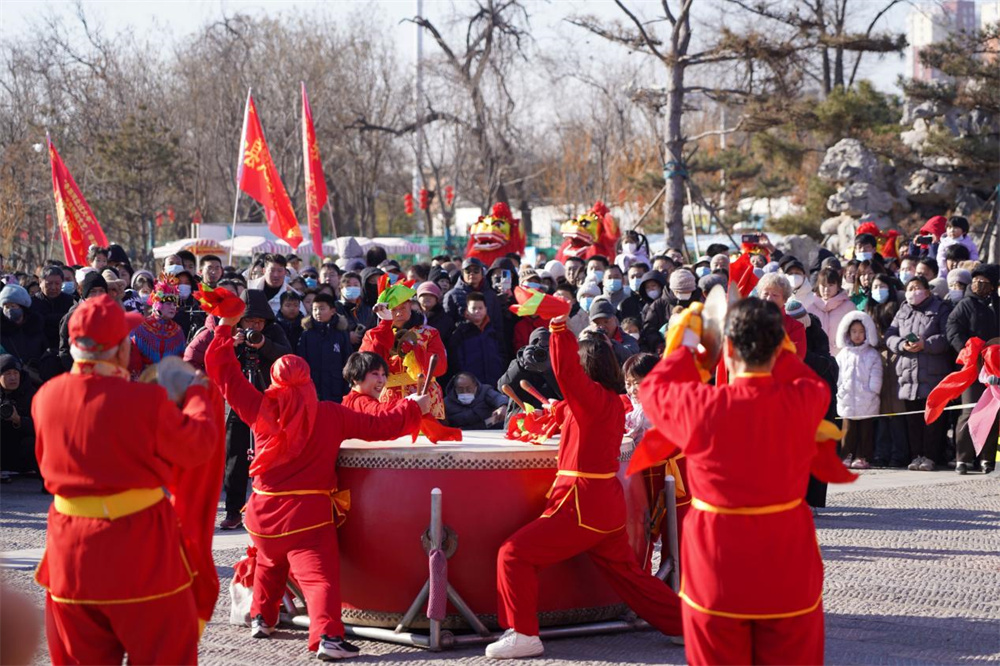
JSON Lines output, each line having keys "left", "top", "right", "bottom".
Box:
{"left": 664, "top": 475, "right": 680, "bottom": 592}
{"left": 429, "top": 488, "right": 442, "bottom": 651}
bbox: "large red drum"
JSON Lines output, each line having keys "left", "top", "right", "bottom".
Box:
{"left": 336, "top": 431, "right": 647, "bottom": 630}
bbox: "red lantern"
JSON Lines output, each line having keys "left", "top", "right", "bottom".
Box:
{"left": 404, "top": 192, "right": 414, "bottom": 216}
{"left": 167, "top": 206, "right": 176, "bottom": 223}
{"left": 418, "top": 188, "right": 429, "bottom": 211}
{"left": 445, "top": 185, "right": 454, "bottom": 206}
{"left": 155, "top": 211, "right": 164, "bottom": 228}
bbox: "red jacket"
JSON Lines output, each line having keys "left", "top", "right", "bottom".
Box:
{"left": 640, "top": 348, "right": 829, "bottom": 617}
{"left": 206, "top": 324, "right": 418, "bottom": 538}
{"left": 33, "top": 371, "right": 217, "bottom": 602}
{"left": 785, "top": 313, "right": 807, "bottom": 360}
{"left": 341, "top": 390, "right": 420, "bottom": 425}
{"left": 543, "top": 324, "right": 626, "bottom": 533}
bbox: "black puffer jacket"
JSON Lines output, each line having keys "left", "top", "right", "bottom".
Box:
{"left": 885, "top": 296, "right": 954, "bottom": 401}
{"left": 946, "top": 293, "right": 999, "bottom": 353}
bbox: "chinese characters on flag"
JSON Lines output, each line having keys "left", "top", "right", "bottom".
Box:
{"left": 237, "top": 92, "right": 303, "bottom": 248}
{"left": 301, "top": 82, "right": 328, "bottom": 258}
{"left": 47, "top": 135, "right": 108, "bottom": 265}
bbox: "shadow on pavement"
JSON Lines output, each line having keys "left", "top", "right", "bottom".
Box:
{"left": 816, "top": 507, "right": 1000, "bottom": 532}
{"left": 826, "top": 612, "right": 999, "bottom": 664}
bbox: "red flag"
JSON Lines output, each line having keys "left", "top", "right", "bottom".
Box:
{"left": 237, "top": 92, "right": 303, "bottom": 248}
{"left": 47, "top": 135, "right": 108, "bottom": 265}
{"left": 729, "top": 252, "right": 758, "bottom": 298}
{"left": 301, "top": 82, "right": 328, "bottom": 258}
{"left": 508, "top": 286, "right": 571, "bottom": 319}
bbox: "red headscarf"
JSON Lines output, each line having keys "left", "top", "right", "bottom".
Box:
{"left": 250, "top": 355, "right": 318, "bottom": 476}
{"left": 920, "top": 215, "right": 947, "bottom": 238}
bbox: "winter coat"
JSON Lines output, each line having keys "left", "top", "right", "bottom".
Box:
{"left": 248, "top": 276, "right": 305, "bottom": 317}
{"left": 635, "top": 270, "right": 668, "bottom": 352}
{"left": 885, "top": 296, "right": 953, "bottom": 401}
{"left": 806, "top": 289, "right": 856, "bottom": 357}
{"left": 423, "top": 303, "right": 456, "bottom": 348}
{"left": 834, "top": 311, "right": 883, "bottom": 418}
{"left": 643, "top": 288, "right": 704, "bottom": 350}
{"left": 31, "top": 292, "right": 74, "bottom": 352}
{"left": 443, "top": 377, "right": 509, "bottom": 430}
{"left": 936, "top": 235, "right": 979, "bottom": 279}
{"left": 0, "top": 309, "right": 48, "bottom": 376}
{"left": 296, "top": 315, "right": 352, "bottom": 402}
{"left": 276, "top": 315, "right": 303, "bottom": 351}
{"left": 800, "top": 313, "right": 839, "bottom": 423}
{"left": 498, "top": 336, "right": 563, "bottom": 427}
{"left": 443, "top": 279, "right": 504, "bottom": 341}
{"left": 447, "top": 318, "right": 507, "bottom": 389}
{"left": 946, "top": 293, "right": 999, "bottom": 354}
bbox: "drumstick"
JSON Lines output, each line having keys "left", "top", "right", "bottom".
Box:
{"left": 501, "top": 384, "right": 528, "bottom": 412}
{"left": 519, "top": 380, "right": 551, "bottom": 406}
{"left": 419, "top": 355, "right": 439, "bottom": 396}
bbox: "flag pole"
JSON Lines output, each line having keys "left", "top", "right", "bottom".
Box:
{"left": 229, "top": 87, "right": 252, "bottom": 267}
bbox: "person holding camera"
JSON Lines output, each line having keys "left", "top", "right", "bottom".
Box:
{"left": 219, "top": 289, "right": 292, "bottom": 530}
{"left": 0, "top": 354, "right": 36, "bottom": 478}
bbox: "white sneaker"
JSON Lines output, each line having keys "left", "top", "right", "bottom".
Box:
{"left": 251, "top": 614, "right": 275, "bottom": 638}
{"left": 317, "top": 635, "right": 360, "bottom": 661}
{"left": 485, "top": 629, "right": 544, "bottom": 659}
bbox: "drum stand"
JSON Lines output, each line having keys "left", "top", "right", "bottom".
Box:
{"left": 282, "top": 479, "right": 681, "bottom": 651}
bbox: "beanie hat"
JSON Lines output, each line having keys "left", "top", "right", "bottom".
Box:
{"left": 785, "top": 299, "right": 807, "bottom": 320}
{"left": 589, "top": 297, "right": 617, "bottom": 322}
{"left": 947, "top": 268, "right": 972, "bottom": 287}
{"left": 416, "top": 282, "right": 442, "bottom": 300}
{"left": 669, "top": 269, "right": 696, "bottom": 293}
{"left": 75, "top": 267, "right": 96, "bottom": 285}
{"left": 544, "top": 260, "right": 566, "bottom": 281}
{"left": 0, "top": 284, "right": 31, "bottom": 308}
{"left": 80, "top": 272, "right": 109, "bottom": 299}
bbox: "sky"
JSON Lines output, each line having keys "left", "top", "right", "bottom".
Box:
{"left": 1, "top": 0, "right": 912, "bottom": 94}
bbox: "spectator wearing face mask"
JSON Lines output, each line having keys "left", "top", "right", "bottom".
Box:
{"left": 58, "top": 272, "right": 109, "bottom": 372}
{"left": 0, "top": 354, "right": 37, "bottom": 478}
{"left": 634, "top": 270, "right": 667, "bottom": 353}
{"left": 589, "top": 298, "right": 640, "bottom": 365}
{"left": 600, "top": 265, "right": 629, "bottom": 313}
{"left": 947, "top": 264, "right": 1000, "bottom": 474}
{"left": 692, "top": 258, "right": 711, "bottom": 281}
{"left": 806, "top": 268, "right": 857, "bottom": 357}
{"left": 936, "top": 216, "right": 979, "bottom": 280}
{"left": 576, "top": 280, "right": 602, "bottom": 320}
{"left": 642, "top": 270, "right": 702, "bottom": 356}
{"left": 885, "top": 276, "right": 953, "bottom": 472}
{"left": 853, "top": 233, "right": 885, "bottom": 271}
{"left": 0, "top": 284, "right": 47, "bottom": 384}
{"left": 944, "top": 268, "right": 972, "bottom": 305}
{"left": 620, "top": 263, "right": 649, "bottom": 321}
{"left": 512, "top": 271, "right": 547, "bottom": 353}
{"left": 553, "top": 284, "right": 590, "bottom": 337}
{"left": 896, "top": 255, "right": 919, "bottom": 287}
{"left": 835, "top": 311, "right": 883, "bottom": 470}
{"left": 444, "top": 371, "right": 508, "bottom": 430}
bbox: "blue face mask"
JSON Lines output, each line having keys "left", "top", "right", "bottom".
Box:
{"left": 856, "top": 251, "right": 873, "bottom": 262}
{"left": 343, "top": 286, "right": 362, "bottom": 301}
{"left": 524, "top": 282, "right": 542, "bottom": 291}
{"left": 580, "top": 297, "right": 595, "bottom": 312}
{"left": 899, "top": 270, "right": 914, "bottom": 284}
{"left": 605, "top": 279, "right": 623, "bottom": 293}
{"left": 590, "top": 269, "right": 605, "bottom": 282}
{"left": 872, "top": 287, "right": 890, "bottom": 304}
{"left": 304, "top": 277, "right": 318, "bottom": 288}
{"left": 695, "top": 266, "right": 710, "bottom": 278}
{"left": 629, "top": 277, "right": 642, "bottom": 292}
{"left": 61, "top": 282, "right": 75, "bottom": 295}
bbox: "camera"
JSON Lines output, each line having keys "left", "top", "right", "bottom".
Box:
{"left": 243, "top": 329, "right": 264, "bottom": 346}
{"left": 915, "top": 235, "right": 933, "bottom": 245}
{"left": 0, "top": 400, "right": 14, "bottom": 420}
{"left": 741, "top": 233, "right": 760, "bottom": 244}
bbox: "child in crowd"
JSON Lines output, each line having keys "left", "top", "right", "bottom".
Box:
{"left": 621, "top": 317, "right": 641, "bottom": 341}
{"left": 936, "top": 216, "right": 979, "bottom": 279}
{"left": 296, "top": 293, "right": 352, "bottom": 403}
{"left": 443, "top": 371, "right": 508, "bottom": 430}
{"left": 276, "top": 291, "right": 304, "bottom": 350}
{"left": 622, "top": 353, "right": 659, "bottom": 449}
{"left": 447, "top": 292, "right": 506, "bottom": 389}
{"left": 835, "top": 310, "right": 883, "bottom": 469}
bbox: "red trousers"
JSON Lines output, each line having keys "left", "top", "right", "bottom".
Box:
{"left": 45, "top": 589, "right": 198, "bottom": 665}
{"left": 682, "top": 602, "right": 824, "bottom": 665}
{"left": 497, "top": 504, "right": 683, "bottom": 637}
{"left": 252, "top": 523, "right": 341, "bottom": 651}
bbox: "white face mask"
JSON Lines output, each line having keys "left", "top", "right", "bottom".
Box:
{"left": 673, "top": 291, "right": 693, "bottom": 301}
{"left": 177, "top": 284, "right": 192, "bottom": 299}
{"left": 906, "top": 289, "right": 928, "bottom": 306}
{"left": 456, "top": 393, "right": 475, "bottom": 405}
{"left": 856, "top": 251, "right": 873, "bottom": 262}
{"left": 646, "top": 288, "right": 661, "bottom": 301}
{"left": 164, "top": 264, "right": 184, "bottom": 276}
{"left": 788, "top": 274, "right": 805, "bottom": 290}
{"left": 948, "top": 288, "right": 964, "bottom": 301}
{"left": 622, "top": 242, "right": 638, "bottom": 254}
{"left": 842, "top": 279, "right": 855, "bottom": 291}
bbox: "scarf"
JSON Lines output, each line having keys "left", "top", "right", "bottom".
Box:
{"left": 250, "top": 355, "right": 318, "bottom": 476}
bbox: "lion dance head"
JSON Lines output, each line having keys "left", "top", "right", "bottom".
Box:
{"left": 465, "top": 202, "right": 526, "bottom": 266}
{"left": 556, "top": 201, "right": 620, "bottom": 262}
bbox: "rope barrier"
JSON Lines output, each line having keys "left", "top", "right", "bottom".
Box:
{"left": 839, "top": 402, "right": 977, "bottom": 421}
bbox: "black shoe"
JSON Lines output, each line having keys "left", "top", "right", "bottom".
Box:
{"left": 956, "top": 462, "right": 969, "bottom": 475}
{"left": 981, "top": 461, "right": 994, "bottom": 474}
{"left": 317, "top": 635, "right": 361, "bottom": 660}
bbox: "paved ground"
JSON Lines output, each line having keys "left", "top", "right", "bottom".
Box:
{"left": 2, "top": 468, "right": 999, "bottom": 665}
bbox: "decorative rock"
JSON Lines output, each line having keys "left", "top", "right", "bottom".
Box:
{"left": 818, "top": 139, "right": 885, "bottom": 186}
{"left": 828, "top": 182, "right": 896, "bottom": 216}
{"left": 775, "top": 234, "right": 820, "bottom": 263}
{"left": 906, "top": 169, "right": 959, "bottom": 206}
{"left": 954, "top": 189, "right": 986, "bottom": 217}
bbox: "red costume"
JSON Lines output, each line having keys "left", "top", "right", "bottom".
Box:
{"left": 360, "top": 317, "right": 448, "bottom": 420}
{"left": 33, "top": 296, "right": 218, "bottom": 666}
{"left": 205, "top": 324, "right": 421, "bottom": 651}
{"left": 555, "top": 201, "right": 620, "bottom": 263}
{"left": 465, "top": 202, "right": 527, "bottom": 267}
{"left": 495, "top": 322, "right": 682, "bottom": 637}
{"left": 639, "top": 347, "right": 830, "bottom": 666}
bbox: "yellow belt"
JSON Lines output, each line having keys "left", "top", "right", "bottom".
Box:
{"left": 252, "top": 487, "right": 352, "bottom": 526}
{"left": 691, "top": 497, "right": 802, "bottom": 516}
{"left": 555, "top": 470, "right": 617, "bottom": 479}
{"left": 384, "top": 373, "right": 418, "bottom": 388}
{"left": 53, "top": 488, "right": 166, "bottom": 520}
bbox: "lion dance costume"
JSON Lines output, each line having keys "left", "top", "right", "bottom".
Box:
{"left": 466, "top": 202, "right": 526, "bottom": 267}
{"left": 556, "top": 201, "right": 620, "bottom": 262}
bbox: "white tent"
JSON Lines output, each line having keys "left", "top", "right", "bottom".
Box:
{"left": 153, "top": 238, "right": 228, "bottom": 259}
{"left": 220, "top": 236, "right": 279, "bottom": 257}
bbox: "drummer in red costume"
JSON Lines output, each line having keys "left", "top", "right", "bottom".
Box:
{"left": 205, "top": 314, "right": 431, "bottom": 660}
{"left": 33, "top": 295, "right": 218, "bottom": 665}
{"left": 639, "top": 298, "right": 830, "bottom": 665}
{"left": 487, "top": 317, "right": 682, "bottom": 660}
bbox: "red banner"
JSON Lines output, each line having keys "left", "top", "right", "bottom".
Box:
{"left": 48, "top": 135, "right": 108, "bottom": 265}
{"left": 237, "top": 93, "right": 303, "bottom": 248}
{"left": 301, "top": 82, "right": 328, "bottom": 258}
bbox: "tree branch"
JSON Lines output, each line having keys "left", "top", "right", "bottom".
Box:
{"left": 612, "top": 0, "right": 667, "bottom": 62}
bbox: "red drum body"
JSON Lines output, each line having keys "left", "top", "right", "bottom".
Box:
{"left": 336, "top": 431, "right": 648, "bottom": 630}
